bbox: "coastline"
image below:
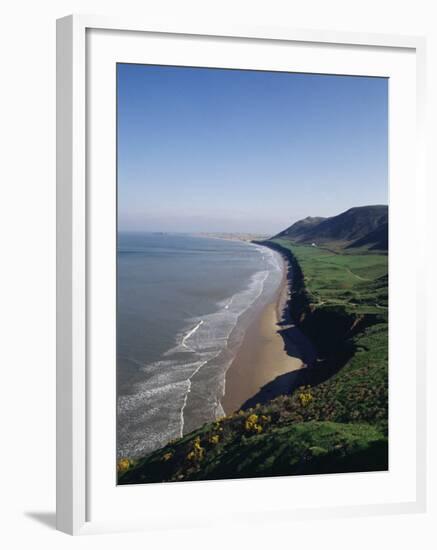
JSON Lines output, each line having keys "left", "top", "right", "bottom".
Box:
{"left": 221, "top": 251, "right": 304, "bottom": 414}
{"left": 119, "top": 235, "right": 389, "bottom": 482}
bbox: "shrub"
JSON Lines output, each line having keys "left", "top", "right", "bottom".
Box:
{"left": 244, "top": 414, "right": 263, "bottom": 434}
{"left": 298, "top": 386, "right": 314, "bottom": 407}
{"left": 187, "top": 437, "right": 205, "bottom": 462}
{"left": 117, "top": 458, "right": 131, "bottom": 473}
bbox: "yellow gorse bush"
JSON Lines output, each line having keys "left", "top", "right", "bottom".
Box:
{"left": 244, "top": 413, "right": 263, "bottom": 434}
{"left": 187, "top": 436, "right": 205, "bottom": 462}
{"left": 117, "top": 458, "right": 131, "bottom": 473}
{"left": 298, "top": 386, "right": 314, "bottom": 407}
{"left": 213, "top": 420, "right": 224, "bottom": 432}
{"left": 162, "top": 451, "right": 174, "bottom": 462}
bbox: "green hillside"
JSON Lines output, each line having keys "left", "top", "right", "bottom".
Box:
{"left": 276, "top": 205, "right": 388, "bottom": 251}
{"left": 119, "top": 420, "right": 387, "bottom": 484}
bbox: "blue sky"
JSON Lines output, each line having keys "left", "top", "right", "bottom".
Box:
{"left": 117, "top": 64, "right": 388, "bottom": 234}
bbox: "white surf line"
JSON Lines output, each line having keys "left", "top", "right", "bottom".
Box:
{"left": 179, "top": 359, "right": 208, "bottom": 437}
{"left": 181, "top": 320, "right": 204, "bottom": 350}
{"left": 263, "top": 246, "right": 283, "bottom": 273}
{"left": 179, "top": 320, "right": 208, "bottom": 436}
{"left": 179, "top": 261, "right": 273, "bottom": 436}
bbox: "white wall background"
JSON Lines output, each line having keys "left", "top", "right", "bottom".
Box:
{"left": 0, "top": 0, "right": 435, "bottom": 547}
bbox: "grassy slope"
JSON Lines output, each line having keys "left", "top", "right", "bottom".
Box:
{"left": 269, "top": 239, "right": 388, "bottom": 430}
{"left": 118, "top": 240, "right": 388, "bottom": 484}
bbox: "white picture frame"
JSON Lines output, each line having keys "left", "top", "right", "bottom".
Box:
{"left": 56, "top": 14, "right": 427, "bottom": 535}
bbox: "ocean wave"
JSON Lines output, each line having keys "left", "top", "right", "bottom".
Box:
{"left": 181, "top": 320, "right": 204, "bottom": 350}
{"left": 117, "top": 379, "right": 189, "bottom": 457}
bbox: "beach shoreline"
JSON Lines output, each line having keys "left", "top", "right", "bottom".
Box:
{"left": 221, "top": 249, "right": 304, "bottom": 414}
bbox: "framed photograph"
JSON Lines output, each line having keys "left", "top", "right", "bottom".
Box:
{"left": 56, "top": 15, "right": 427, "bottom": 535}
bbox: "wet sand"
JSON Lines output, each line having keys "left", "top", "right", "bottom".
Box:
{"left": 221, "top": 257, "right": 304, "bottom": 414}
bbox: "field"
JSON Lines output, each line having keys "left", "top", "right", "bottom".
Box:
{"left": 271, "top": 240, "right": 388, "bottom": 314}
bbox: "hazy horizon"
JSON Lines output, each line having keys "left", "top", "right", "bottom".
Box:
{"left": 117, "top": 202, "right": 388, "bottom": 238}
{"left": 118, "top": 65, "right": 388, "bottom": 234}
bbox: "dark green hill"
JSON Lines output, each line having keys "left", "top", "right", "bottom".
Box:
{"left": 346, "top": 222, "right": 388, "bottom": 251}
{"left": 119, "top": 420, "right": 387, "bottom": 484}
{"left": 277, "top": 216, "right": 326, "bottom": 240}
{"left": 275, "top": 205, "right": 388, "bottom": 250}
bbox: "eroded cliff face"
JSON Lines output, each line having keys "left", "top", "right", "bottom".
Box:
{"left": 257, "top": 240, "right": 383, "bottom": 365}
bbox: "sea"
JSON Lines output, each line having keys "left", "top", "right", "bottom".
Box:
{"left": 117, "top": 232, "right": 283, "bottom": 458}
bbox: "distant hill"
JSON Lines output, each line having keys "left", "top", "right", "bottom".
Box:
{"left": 277, "top": 216, "right": 326, "bottom": 240}
{"left": 274, "top": 205, "right": 388, "bottom": 250}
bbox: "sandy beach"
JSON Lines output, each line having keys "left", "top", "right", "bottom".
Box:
{"left": 221, "top": 256, "right": 304, "bottom": 414}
